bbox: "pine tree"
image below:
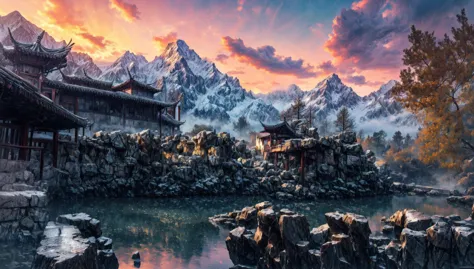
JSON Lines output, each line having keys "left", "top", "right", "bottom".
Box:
{"left": 392, "top": 9, "right": 474, "bottom": 168}
{"left": 392, "top": 131, "right": 404, "bottom": 152}
{"left": 233, "top": 115, "right": 250, "bottom": 134}
{"left": 334, "top": 107, "right": 355, "bottom": 132}
{"left": 357, "top": 129, "right": 365, "bottom": 140}
{"left": 291, "top": 96, "right": 306, "bottom": 120}
{"left": 404, "top": 134, "right": 413, "bottom": 149}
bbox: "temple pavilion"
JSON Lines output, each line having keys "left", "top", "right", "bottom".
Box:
{"left": 1, "top": 28, "right": 184, "bottom": 137}
{"left": 0, "top": 28, "right": 184, "bottom": 173}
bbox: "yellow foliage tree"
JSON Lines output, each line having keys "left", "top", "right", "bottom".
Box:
{"left": 392, "top": 9, "right": 474, "bottom": 169}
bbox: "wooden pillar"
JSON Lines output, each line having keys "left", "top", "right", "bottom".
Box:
{"left": 178, "top": 105, "right": 181, "bottom": 121}
{"left": 300, "top": 151, "right": 305, "bottom": 183}
{"left": 82, "top": 128, "right": 85, "bottom": 137}
{"left": 284, "top": 154, "right": 289, "bottom": 171}
{"left": 28, "top": 127, "right": 34, "bottom": 161}
{"left": 52, "top": 131, "right": 59, "bottom": 168}
{"left": 51, "top": 89, "right": 56, "bottom": 103}
{"left": 159, "top": 109, "right": 162, "bottom": 137}
{"left": 19, "top": 124, "right": 29, "bottom": 160}
{"left": 74, "top": 97, "right": 79, "bottom": 143}
{"left": 274, "top": 152, "right": 278, "bottom": 167}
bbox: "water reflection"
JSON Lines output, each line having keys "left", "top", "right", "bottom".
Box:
{"left": 2, "top": 195, "right": 471, "bottom": 269}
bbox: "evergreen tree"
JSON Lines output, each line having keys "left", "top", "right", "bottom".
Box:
{"left": 404, "top": 134, "right": 414, "bottom": 148}
{"left": 291, "top": 96, "right": 306, "bottom": 120}
{"left": 334, "top": 107, "right": 355, "bottom": 132}
{"left": 392, "top": 131, "right": 404, "bottom": 152}
{"left": 357, "top": 129, "right": 365, "bottom": 140}
{"left": 233, "top": 115, "right": 250, "bottom": 134}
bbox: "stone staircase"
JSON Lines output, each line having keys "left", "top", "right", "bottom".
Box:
{"left": 0, "top": 159, "right": 48, "bottom": 241}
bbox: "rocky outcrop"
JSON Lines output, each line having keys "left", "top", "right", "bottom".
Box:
{"left": 212, "top": 202, "right": 474, "bottom": 269}
{"left": 32, "top": 213, "right": 118, "bottom": 269}
{"left": 391, "top": 182, "right": 456, "bottom": 197}
{"left": 49, "top": 130, "right": 390, "bottom": 201}
{"left": 0, "top": 190, "right": 48, "bottom": 241}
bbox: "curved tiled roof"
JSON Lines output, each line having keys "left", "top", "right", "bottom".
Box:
{"left": 260, "top": 120, "right": 298, "bottom": 138}
{"left": 0, "top": 66, "right": 87, "bottom": 129}
{"left": 7, "top": 28, "right": 73, "bottom": 60}
{"left": 160, "top": 112, "right": 185, "bottom": 126}
{"left": 43, "top": 79, "right": 180, "bottom": 109}
{"left": 60, "top": 70, "right": 113, "bottom": 91}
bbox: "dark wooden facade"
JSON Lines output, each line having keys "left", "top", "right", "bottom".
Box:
{"left": 0, "top": 66, "right": 86, "bottom": 175}
{"left": 42, "top": 79, "right": 181, "bottom": 133}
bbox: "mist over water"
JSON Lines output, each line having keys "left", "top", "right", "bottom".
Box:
{"left": 2, "top": 195, "right": 470, "bottom": 269}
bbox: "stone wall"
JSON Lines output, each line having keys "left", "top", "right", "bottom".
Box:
{"left": 49, "top": 130, "right": 391, "bottom": 200}
{"left": 0, "top": 159, "right": 48, "bottom": 241}
{"left": 211, "top": 202, "right": 474, "bottom": 269}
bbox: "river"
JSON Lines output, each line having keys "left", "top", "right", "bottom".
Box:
{"left": 1, "top": 195, "right": 470, "bottom": 269}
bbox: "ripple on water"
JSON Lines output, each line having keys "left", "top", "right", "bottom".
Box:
{"left": 2, "top": 195, "right": 470, "bottom": 269}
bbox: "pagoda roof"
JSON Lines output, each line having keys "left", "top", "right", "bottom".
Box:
{"left": 43, "top": 79, "right": 180, "bottom": 109}
{"left": 1, "top": 29, "right": 73, "bottom": 72}
{"left": 260, "top": 120, "right": 298, "bottom": 138}
{"left": 0, "top": 66, "right": 87, "bottom": 130}
{"left": 60, "top": 70, "right": 113, "bottom": 91}
{"left": 111, "top": 67, "right": 161, "bottom": 93}
{"left": 160, "top": 112, "right": 185, "bottom": 127}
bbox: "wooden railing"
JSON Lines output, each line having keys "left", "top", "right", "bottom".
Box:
{"left": 0, "top": 143, "right": 45, "bottom": 180}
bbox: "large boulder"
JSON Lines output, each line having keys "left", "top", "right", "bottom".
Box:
{"left": 400, "top": 228, "right": 427, "bottom": 269}
{"left": 56, "top": 213, "right": 102, "bottom": 237}
{"left": 279, "top": 214, "right": 310, "bottom": 268}
{"left": 426, "top": 220, "right": 453, "bottom": 268}
{"left": 320, "top": 234, "right": 354, "bottom": 269}
{"left": 226, "top": 227, "right": 260, "bottom": 266}
{"left": 32, "top": 222, "right": 100, "bottom": 269}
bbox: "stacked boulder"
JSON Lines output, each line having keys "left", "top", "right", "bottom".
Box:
{"left": 211, "top": 202, "right": 474, "bottom": 269}
{"left": 51, "top": 130, "right": 390, "bottom": 200}
{"left": 32, "top": 213, "right": 118, "bottom": 269}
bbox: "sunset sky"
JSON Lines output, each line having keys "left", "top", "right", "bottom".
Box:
{"left": 1, "top": 0, "right": 473, "bottom": 95}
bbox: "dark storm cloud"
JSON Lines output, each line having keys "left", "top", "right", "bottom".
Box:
{"left": 221, "top": 36, "right": 318, "bottom": 78}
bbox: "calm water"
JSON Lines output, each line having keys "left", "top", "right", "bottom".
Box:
{"left": 1, "top": 195, "right": 471, "bottom": 269}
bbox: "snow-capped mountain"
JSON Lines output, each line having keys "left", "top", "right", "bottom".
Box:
{"left": 99, "top": 39, "right": 280, "bottom": 126}
{"left": 0, "top": 10, "right": 417, "bottom": 135}
{"left": 0, "top": 11, "right": 102, "bottom": 79}
{"left": 257, "top": 84, "right": 304, "bottom": 111}
{"left": 261, "top": 74, "right": 419, "bottom": 135}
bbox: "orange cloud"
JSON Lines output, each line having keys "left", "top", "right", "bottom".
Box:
{"left": 152, "top": 32, "right": 178, "bottom": 50}
{"left": 39, "top": 0, "right": 85, "bottom": 31}
{"left": 109, "top": 0, "right": 140, "bottom": 22}
{"left": 237, "top": 0, "right": 246, "bottom": 11}
{"left": 79, "top": 32, "right": 113, "bottom": 49}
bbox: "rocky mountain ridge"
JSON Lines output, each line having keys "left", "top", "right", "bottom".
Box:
{"left": 0, "top": 10, "right": 417, "bottom": 135}
{"left": 259, "top": 75, "right": 418, "bottom": 135}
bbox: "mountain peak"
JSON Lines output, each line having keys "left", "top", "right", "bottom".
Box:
{"left": 161, "top": 39, "right": 201, "bottom": 62}
{"left": 326, "top": 73, "right": 341, "bottom": 83}
{"left": 3, "top": 10, "right": 24, "bottom": 20}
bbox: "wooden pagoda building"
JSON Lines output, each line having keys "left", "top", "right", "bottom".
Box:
{"left": 1, "top": 29, "right": 73, "bottom": 87}
{"left": 1, "top": 28, "right": 184, "bottom": 137}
